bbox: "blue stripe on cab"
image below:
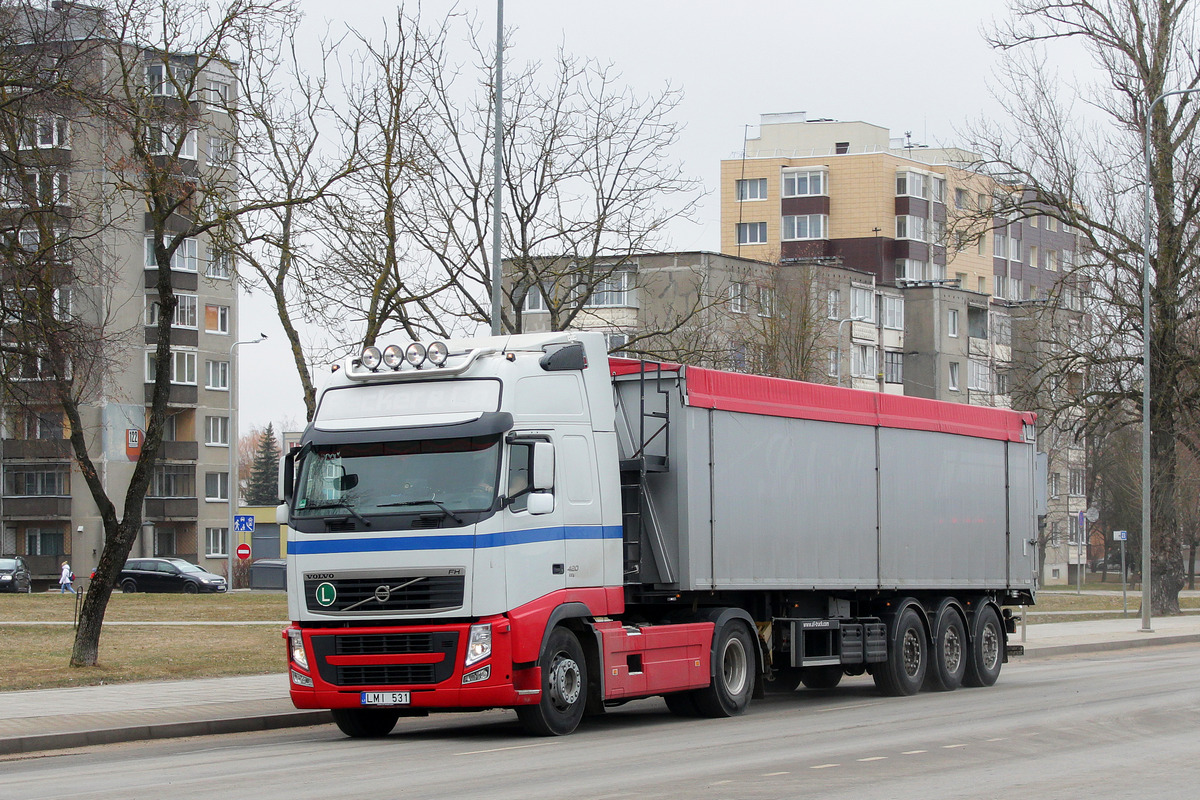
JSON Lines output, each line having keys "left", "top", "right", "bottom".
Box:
{"left": 288, "top": 525, "right": 622, "bottom": 555}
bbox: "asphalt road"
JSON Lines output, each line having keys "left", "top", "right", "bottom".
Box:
{"left": 7, "top": 645, "right": 1200, "bottom": 800}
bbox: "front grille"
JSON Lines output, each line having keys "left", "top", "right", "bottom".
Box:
{"left": 312, "top": 630, "right": 459, "bottom": 687}
{"left": 304, "top": 574, "right": 464, "bottom": 613}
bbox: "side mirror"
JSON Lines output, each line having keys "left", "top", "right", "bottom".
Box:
{"left": 279, "top": 450, "right": 295, "bottom": 502}
{"left": 527, "top": 492, "right": 554, "bottom": 515}
{"left": 276, "top": 502, "right": 289, "bottom": 526}
{"left": 532, "top": 441, "right": 555, "bottom": 490}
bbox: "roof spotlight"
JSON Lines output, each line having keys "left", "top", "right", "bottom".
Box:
{"left": 427, "top": 341, "right": 449, "bottom": 366}
{"left": 382, "top": 344, "right": 404, "bottom": 369}
{"left": 360, "top": 346, "right": 382, "bottom": 370}
{"left": 405, "top": 342, "right": 427, "bottom": 366}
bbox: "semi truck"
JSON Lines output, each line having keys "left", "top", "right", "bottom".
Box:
{"left": 279, "top": 331, "right": 1039, "bottom": 737}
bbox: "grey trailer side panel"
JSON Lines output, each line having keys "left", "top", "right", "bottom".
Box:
{"left": 878, "top": 428, "right": 1008, "bottom": 589}
{"left": 706, "top": 409, "right": 879, "bottom": 590}
{"left": 1007, "top": 441, "right": 1037, "bottom": 589}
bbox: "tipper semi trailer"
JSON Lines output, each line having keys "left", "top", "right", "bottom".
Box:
{"left": 279, "top": 331, "right": 1040, "bottom": 737}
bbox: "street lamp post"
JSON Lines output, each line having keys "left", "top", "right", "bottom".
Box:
{"left": 836, "top": 316, "right": 865, "bottom": 387}
{"left": 1139, "top": 88, "right": 1200, "bottom": 632}
{"left": 227, "top": 334, "right": 266, "bottom": 589}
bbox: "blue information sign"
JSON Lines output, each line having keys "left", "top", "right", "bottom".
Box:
{"left": 234, "top": 515, "right": 255, "bottom": 532}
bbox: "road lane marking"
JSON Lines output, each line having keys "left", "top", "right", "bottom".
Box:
{"left": 455, "top": 742, "right": 557, "bottom": 756}
{"left": 857, "top": 756, "right": 888, "bottom": 762}
{"left": 902, "top": 750, "right": 927, "bottom": 755}
{"left": 811, "top": 763, "right": 840, "bottom": 769}
{"left": 763, "top": 772, "right": 790, "bottom": 776}
{"left": 815, "top": 702, "right": 884, "bottom": 713}
{"left": 942, "top": 744, "right": 968, "bottom": 749}
{"left": 986, "top": 737, "right": 1007, "bottom": 742}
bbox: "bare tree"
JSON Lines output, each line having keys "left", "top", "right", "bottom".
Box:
{"left": 964, "top": 0, "right": 1200, "bottom": 613}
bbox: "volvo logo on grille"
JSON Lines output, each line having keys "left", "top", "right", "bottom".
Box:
{"left": 374, "top": 585, "right": 392, "bottom": 603}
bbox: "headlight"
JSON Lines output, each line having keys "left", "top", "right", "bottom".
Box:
{"left": 361, "top": 346, "right": 382, "bottom": 370}
{"left": 287, "top": 628, "right": 309, "bottom": 671}
{"left": 382, "top": 344, "right": 404, "bottom": 369}
{"left": 464, "top": 623, "right": 492, "bottom": 667}
{"left": 427, "top": 341, "right": 449, "bottom": 366}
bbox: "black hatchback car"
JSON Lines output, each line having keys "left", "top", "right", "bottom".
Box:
{"left": 0, "top": 556, "right": 32, "bottom": 593}
{"left": 118, "top": 558, "right": 227, "bottom": 593}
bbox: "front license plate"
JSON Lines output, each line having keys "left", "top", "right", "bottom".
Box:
{"left": 361, "top": 691, "right": 410, "bottom": 706}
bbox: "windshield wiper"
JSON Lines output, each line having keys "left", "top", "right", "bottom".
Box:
{"left": 378, "top": 499, "right": 464, "bottom": 525}
{"left": 305, "top": 501, "right": 371, "bottom": 527}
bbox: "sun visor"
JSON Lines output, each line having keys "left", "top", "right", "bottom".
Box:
{"left": 303, "top": 411, "right": 513, "bottom": 446}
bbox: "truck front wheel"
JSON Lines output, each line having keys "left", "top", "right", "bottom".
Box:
{"left": 517, "top": 627, "right": 588, "bottom": 736}
{"left": 963, "top": 605, "right": 1003, "bottom": 687}
{"left": 873, "top": 606, "right": 927, "bottom": 696}
{"left": 331, "top": 708, "right": 400, "bottom": 738}
{"left": 694, "top": 621, "right": 755, "bottom": 717}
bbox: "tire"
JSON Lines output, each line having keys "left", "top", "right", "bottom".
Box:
{"left": 800, "top": 665, "right": 844, "bottom": 690}
{"left": 663, "top": 690, "right": 701, "bottom": 716}
{"left": 963, "top": 605, "right": 1004, "bottom": 688}
{"left": 331, "top": 708, "right": 400, "bottom": 738}
{"left": 121, "top": 579, "right": 137, "bottom": 593}
{"left": 872, "top": 607, "right": 927, "bottom": 697}
{"left": 925, "top": 605, "right": 967, "bottom": 692}
{"left": 693, "top": 621, "right": 755, "bottom": 718}
{"left": 182, "top": 581, "right": 199, "bottom": 594}
{"left": 762, "top": 668, "right": 802, "bottom": 694}
{"left": 517, "top": 627, "right": 588, "bottom": 736}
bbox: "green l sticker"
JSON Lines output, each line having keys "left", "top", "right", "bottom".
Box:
{"left": 315, "top": 582, "right": 337, "bottom": 607}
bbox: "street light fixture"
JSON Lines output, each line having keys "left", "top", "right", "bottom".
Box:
{"left": 1139, "top": 88, "right": 1200, "bottom": 632}
{"left": 836, "top": 316, "right": 866, "bottom": 387}
{"left": 227, "top": 333, "right": 267, "bottom": 588}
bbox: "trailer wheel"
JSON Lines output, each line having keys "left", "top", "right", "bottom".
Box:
{"left": 517, "top": 627, "right": 588, "bottom": 736}
{"left": 694, "top": 621, "right": 755, "bottom": 717}
{"left": 872, "top": 607, "right": 927, "bottom": 696}
{"left": 963, "top": 605, "right": 1003, "bottom": 687}
{"left": 800, "top": 665, "right": 843, "bottom": 690}
{"left": 925, "top": 606, "right": 967, "bottom": 692}
{"left": 331, "top": 708, "right": 400, "bottom": 738}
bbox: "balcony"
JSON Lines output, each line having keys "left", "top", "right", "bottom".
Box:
{"left": 143, "top": 383, "right": 198, "bottom": 405}
{"left": 2, "top": 496, "right": 72, "bottom": 518}
{"left": 1, "top": 439, "right": 72, "bottom": 459}
{"left": 158, "top": 440, "right": 198, "bottom": 461}
{"left": 145, "top": 497, "right": 199, "bottom": 519}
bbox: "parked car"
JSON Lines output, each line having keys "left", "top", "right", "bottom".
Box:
{"left": 118, "top": 558, "right": 227, "bottom": 593}
{"left": 0, "top": 556, "right": 33, "bottom": 593}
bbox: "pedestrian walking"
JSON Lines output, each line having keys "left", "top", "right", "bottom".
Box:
{"left": 59, "top": 561, "right": 76, "bottom": 594}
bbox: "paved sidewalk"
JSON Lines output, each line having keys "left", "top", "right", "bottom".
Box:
{"left": 3, "top": 614, "right": 1199, "bottom": 756}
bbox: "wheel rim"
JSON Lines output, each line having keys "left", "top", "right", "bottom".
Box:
{"left": 548, "top": 652, "right": 582, "bottom": 711}
{"left": 943, "top": 624, "right": 963, "bottom": 673}
{"left": 980, "top": 621, "right": 1000, "bottom": 671}
{"left": 902, "top": 628, "right": 923, "bottom": 678}
{"left": 721, "top": 636, "right": 748, "bottom": 695}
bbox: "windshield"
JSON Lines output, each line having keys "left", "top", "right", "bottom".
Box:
{"left": 292, "top": 435, "right": 500, "bottom": 520}
{"left": 177, "top": 563, "right": 205, "bottom": 574}
{"left": 0, "top": 558, "right": 16, "bottom": 570}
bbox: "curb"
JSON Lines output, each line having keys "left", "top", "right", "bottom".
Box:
{"left": 1018, "top": 632, "right": 1200, "bottom": 659}
{"left": 0, "top": 710, "right": 332, "bottom": 757}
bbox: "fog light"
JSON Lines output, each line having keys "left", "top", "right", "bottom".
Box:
{"left": 291, "top": 668, "right": 313, "bottom": 688}
{"left": 463, "top": 665, "right": 491, "bottom": 685}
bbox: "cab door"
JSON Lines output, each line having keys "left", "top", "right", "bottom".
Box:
{"left": 504, "top": 435, "right": 566, "bottom": 610}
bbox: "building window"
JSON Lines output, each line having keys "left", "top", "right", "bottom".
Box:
{"left": 782, "top": 169, "right": 826, "bottom": 197}
{"left": 11, "top": 170, "right": 70, "bottom": 207}
{"left": 17, "top": 115, "right": 70, "bottom": 149}
{"left": 851, "top": 344, "right": 876, "bottom": 378}
{"left": 4, "top": 465, "right": 70, "bottom": 496}
{"left": 895, "top": 258, "right": 930, "bottom": 281}
{"left": 828, "top": 348, "right": 839, "bottom": 378}
{"left": 895, "top": 215, "right": 927, "bottom": 242}
{"left": 781, "top": 214, "right": 828, "bottom": 240}
{"left": 827, "top": 289, "right": 840, "bottom": 319}
{"left": 604, "top": 331, "right": 632, "bottom": 356}
{"left": 146, "top": 125, "right": 198, "bottom": 160}
{"left": 1050, "top": 521, "right": 1062, "bottom": 547}
{"left": 955, "top": 188, "right": 969, "bottom": 209}
{"left": 895, "top": 171, "right": 928, "bottom": 199}
{"left": 149, "top": 464, "right": 195, "bottom": 498}
{"left": 146, "top": 350, "right": 198, "bottom": 385}
{"left": 1068, "top": 514, "right": 1080, "bottom": 545}
{"left": 583, "top": 270, "right": 635, "bottom": 308}
{"left": 930, "top": 176, "right": 945, "bottom": 203}
{"left": 145, "top": 61, "right": 193, "bottom": 97}
{"left": 522, "top": 285, "right": 546, "bottom": 312}
{"left": 948, "top": 309, "right": 959, "bottom": 338}
{"left": 154, "top": 528, "right": 176, "bottom": 557}
{"left": 995, "top": 369, "right": 1010, "bottom": 396}
{"left": 207, "top": 135, "right": 233, "bottom": 167}
{"left": 206, "top": 472, "right": 229, "bottom": 502}
{"left": 758, "top": 286, "right": 773, "bottom": 317}
{"left": 882, "top": 295, "right": 903, "bottom": 330}
{"left": 25, "top": 527, "right": 64, "bottom": 556}
{"left": 948, "top": 361, "right": 960, "bottom": 392}
{"left": 17, "top": 410, "right": 64, "bottom": 440}
{"left": 1070, "top": 468, "right": 1086, "bottom": 496}
{"left": 851, "top": 286, "right": 875, "bottom": 322}
{"left": 729, "top": 282, "right": 748, "bottom": 313}
{"left": 207, "top": 250, "right": 232, "bottom": 279}
{"left": 994, "top": 232, "right": 1007, "bottom": 259}
{"left": 1030, "top": 245, "right": 1040, "bottom": 269}
{"left": 205, "top": 77, "right": 232, "bottom": 110}
{"left": 736, "top": 178, "right": 767, "bottom": 201}
{"left": 145, "top": 237, "right": 199, "bottom": 272}
{"left": 205, "top": 527, "right": 228, "bottom": 557}
{"left": 206, "top": 359, "right": 230, "bottom": 390}
{"left": 736, "top": 222, "right": 767, "bottom": 245}
{"left": 884, "top": 351, "right": 903, "bottom": 384}
{"left": 969, "top": 359, "right": 992, "bottom": 392}
{"left": 146, "top": 294, "right": 198, "bottom": 328}
{"left": 205, "top": 415, "right": 229, "bottom": 446}
{"left": 205, "top": 304, "right": 229, "bottom": 334}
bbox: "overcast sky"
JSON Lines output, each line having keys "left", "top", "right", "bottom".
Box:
{"left": 237, "top": 0, "right": 1017, "bottom": 433}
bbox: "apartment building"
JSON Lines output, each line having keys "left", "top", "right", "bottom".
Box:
{"left": 0, "top": 4, "right": 242, "bottom": 584}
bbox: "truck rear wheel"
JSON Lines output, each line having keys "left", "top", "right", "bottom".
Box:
{"left": 963, "top": 605, "right": 1003, "bottom": 687}
{"left": 331, "top": 708, "right": 400, "bottom": 738}
{"left": 872, "top": 606, "right": 927, "bottom": 696}
{"left": 694, "top": 621, "right": 755, "bottom": 717}
{"left": 925, "top": 605, "right": 967, "bottom": 692}
{"left": 517, "top": 627, "right": 588, "bottom": 736}
{"left": 663, "top": 690, "right": 701, "bottom": 716}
